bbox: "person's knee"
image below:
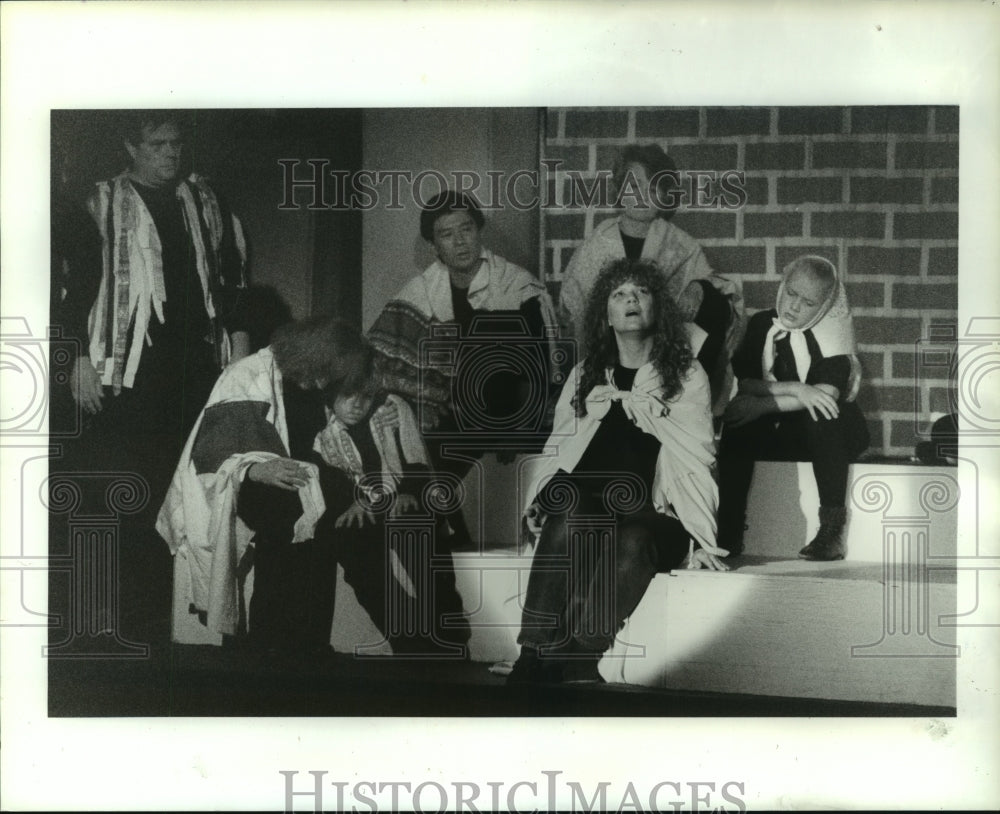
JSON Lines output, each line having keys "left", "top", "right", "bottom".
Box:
{"left": 616, "top": 522, "right": 658, "bottom": 572}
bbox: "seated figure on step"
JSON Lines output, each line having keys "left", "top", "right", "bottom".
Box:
{"left": 157, "top": 317, "right": 470, "bottom": 658}
{"left": 717, "top": 255, "right": 870, "bottom": 561}
{"left": 508, "top": 258, "right": 730, "bottom": 685}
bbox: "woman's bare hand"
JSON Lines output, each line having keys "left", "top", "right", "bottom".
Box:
{"left": 792, "top": 382, "right": 840, "bottom": 422}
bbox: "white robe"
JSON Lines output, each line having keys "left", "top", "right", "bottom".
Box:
{"left": 156, "top": 348, "right": 323, "bottom": 636}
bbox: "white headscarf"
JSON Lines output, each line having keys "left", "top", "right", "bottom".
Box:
{"left": 761, "top": 256, "right": 861, "bottom": 402}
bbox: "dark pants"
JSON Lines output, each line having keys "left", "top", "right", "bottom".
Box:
{"left": 331, "top": 519, "right": 471, "bottom": 655}
{"left": 238, "top": 484, "right": 338, "bottom": 652}
{"left": 240, "top": 482, "right": 471, "bottom": 655}
{"left": 518, "top": 505, "right": 691, "bottom": 654}
{"left": 717, "top": 403, "right": 870, "bottom": 539}
{"left": 248, "top": 534, "right": 339, "bottom": 652}
{"left": 52, "top": 345, "right": 217, "bottom": 649}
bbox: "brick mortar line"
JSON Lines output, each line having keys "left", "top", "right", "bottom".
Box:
{"left": 543, "top": 237, "right": 958, "bottom": 251}
{"left": 542, "top": 168, "right": 958, "bottom": 178}
{"left": 740, "top": 204, "right": 956, "bottom": 212}
{"left": 545, "top": 134, "right": 957, "bottom": 146}
{"left": 853, "top": 307, "right": 957, "bottom": 315}
{"left": 544, "top": 206, "right": 957, "bottom": 213}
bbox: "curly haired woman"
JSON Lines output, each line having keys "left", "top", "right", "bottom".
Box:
{"left": 509, "top": 258, "right": 730, "bottom": 684}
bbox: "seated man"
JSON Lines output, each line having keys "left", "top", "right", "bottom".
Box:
{"left": 369, "top": 190, "right": 561, "bottom": 480}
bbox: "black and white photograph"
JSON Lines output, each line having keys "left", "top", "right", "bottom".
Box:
{"left": 2, "top": 2, "right": 998, "bottom": 811}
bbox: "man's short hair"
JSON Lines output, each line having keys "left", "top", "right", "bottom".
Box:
{"left": 419, "top": 190, "right": 485, "bottom": 242}
{"left": 121, "top": 110, "right": 188, "bottom": 147}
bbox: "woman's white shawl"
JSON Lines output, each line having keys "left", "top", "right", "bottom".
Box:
{"left": 558, "top": 216, "right": 744, "bottom": 351}
{"left": 523, "top": 360, "right": 727, "bottom": 561}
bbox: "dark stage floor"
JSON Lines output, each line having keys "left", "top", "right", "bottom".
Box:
{"left": 47, "top": 641, "right": 956, "bottom": 718}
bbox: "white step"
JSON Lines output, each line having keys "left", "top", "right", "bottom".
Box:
{"left": 599, "top": 558, "right": 957, "bottom": 708}
{"left": 171, "top": 460, "right": 959, "bottom": 708}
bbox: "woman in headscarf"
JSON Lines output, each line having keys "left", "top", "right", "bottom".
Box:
{"left": 718, "top": 255, "right": 869, "bottom": 560}
{"left": 509, "top": 257, "right": 729, "bottom": 684}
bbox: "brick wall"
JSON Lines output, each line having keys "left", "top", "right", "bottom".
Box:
{"left": 541, "top": 106, "right": 958, "bottom": 458}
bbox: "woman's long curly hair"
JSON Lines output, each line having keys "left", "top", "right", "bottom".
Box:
{"left": 574, "top": 257, "right": 693, "bottom": 416}
{"left": 270, "top": 315, "right": 374, "bottom": 396}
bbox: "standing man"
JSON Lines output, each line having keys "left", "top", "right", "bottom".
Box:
{"left": 58, "top": 111, "right": 249, "bottom": 648}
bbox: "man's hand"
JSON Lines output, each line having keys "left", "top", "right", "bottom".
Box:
{"left": 336, "top": 501, "right": 375, "bottom": 529}
{"left": 676, "top": 281, "right": 705, "bottom": 321}
{"left": 688, "top": 548, "right": 730, "bottom": 571}
{"left": 246, "top": 458, "right": 309, "bottom": 491}
{"left": 390, "top": 493, "right": 419, "bottom": 518}
{"left": 70, "top": 356, "right": 104, "bottom": 414}
{"left": 792, "top": 382, "right": 840, "bottom": 422}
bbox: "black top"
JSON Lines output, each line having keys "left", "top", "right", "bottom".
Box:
{"left": 132, "top": 181, "right": 214, "bottom": 357}
{"left": 572, "top": 364, "right": 661, "bottom": 504}
{"left": 56, "top": 177, "right": 247, "bottom": 368}
{"left": 447, "top": 294, "right": 551, "bottom": 436}
{"left": 732, "top": 308, "right": 851, "bottom": 395}
{"left": 450, "top": 281, "right": 477, "bottom": 334}
{"left": 619, "top": 228, "right": 646, "bottom": 261}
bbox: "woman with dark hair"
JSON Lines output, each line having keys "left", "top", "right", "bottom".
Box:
{"left": 558, "top": 143, "right": 744, "bottom": 412}
{"left": 509, "top": 258, "right": 730, "bottom": 684}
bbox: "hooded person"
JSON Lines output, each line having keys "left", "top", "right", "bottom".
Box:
{"left": 717, "top": 255, "right": 869, "bottom": 561}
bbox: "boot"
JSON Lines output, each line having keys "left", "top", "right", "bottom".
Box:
{"left": 717, "top": 511, "right": 748, "bottom": 556}
{"left": 507, "top": 643, "right": 564, "bottom": 684}
{"left": 559, "top": 638, "right": 606, "bottom": 684}
{"left": 799, "top": 506, "right": 847, "bottom": 561}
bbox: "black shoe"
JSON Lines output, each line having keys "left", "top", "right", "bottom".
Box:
{"left": 559, "top": 640, "right": 606, "bottom": 684}
{"left": 507, "top": 648, "right": 541, "bottom": 684}
{"left": 507, "top": 644, "right": 565, "bottom": 684}
{"left": 560, "top": 658, "right": 605, "bottom": 684}
{"left": 799, "top": 507, "right": 847, "bottom": 561}
{"left": 718, "top": 518, "right": 748, "bottom": 556}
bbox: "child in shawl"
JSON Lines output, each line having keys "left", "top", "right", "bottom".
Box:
{"left": 718, "top": 256, "right": 870, "bottom": 560}
{"left": 159, "top": 317, "right": 469, "bottom": 657}
{"left": 310, "top": 364, "right": 471, "bottom": 656}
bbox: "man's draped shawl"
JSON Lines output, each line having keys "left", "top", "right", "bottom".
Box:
{"left": 367, "top": 249, "right": 558, "bottom": 429}
{"left": 85, "top": 171, "right": 247, "bottom": 391}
